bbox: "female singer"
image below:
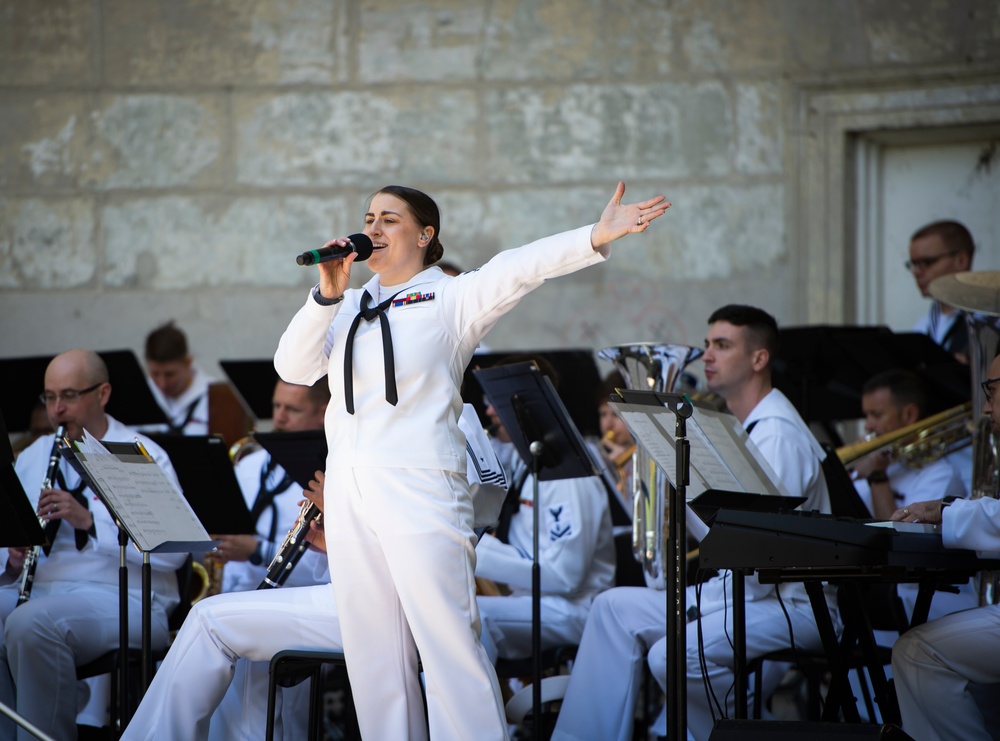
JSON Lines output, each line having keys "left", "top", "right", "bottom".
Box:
{"left": 274, "top": 181, "right": 669, "bottom": 740}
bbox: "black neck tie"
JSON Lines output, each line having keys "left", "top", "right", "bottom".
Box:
{"left": 249, "top": 456, "right": 293, "bottom": 545}
{"left": 46, "top": 469, "right": 91, "bottom": 552}
{"left": 166, "top": 395, "right": 202, "bottom": 434}
{"left": 495, "top": 467, "right": 530, "bottom": 544}
{"left": 344, "top": 289, "right": 403, "bottom": 415}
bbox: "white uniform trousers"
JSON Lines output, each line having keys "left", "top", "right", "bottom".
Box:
{"left": 325, "top": 466, "right": 508, "bottom": 741}
{"left": 550, "top": 587, "right": 665, "bottom": 741}
{"left": 208, "top": 658, "right": 311, "bottom": 741}
{"left": 0, "top": 582, "right": 169, "bottom": 741}
{"left": 121, "top": 583, "right": 341, "bottom": 741}
{"left": 477, "top": 594, "right": 590, "bottom": 665}
{"left": 551, "top": 586, "right": 833, "bottom": 741}
{"left": 892, "top": 604, "right": 1000, "bottom": 741}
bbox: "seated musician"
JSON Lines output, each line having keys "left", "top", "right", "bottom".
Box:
{"left": 0, "top": 349, "right": 186, "bottom": 741}
{"left": 478, "top": 355, "right": 615, "bottom": 668}
{"left": 597, "top": 369, "right": 635, "bottom": 505}
{"left": 852, "top": 369, "right": 966, "bottom": 521}
{"left": 552, "top": 304, "right": 834, "bottom": 741}
{"left": 889, "top": 350, "right": 1000, "bottom": 741}
{"left": 847, "top": 369, "right": 973, "bottom": 720}
{"left": 206, "top": 379, "right": 332, "bottom": 740}
{"left": 143, "top": 321, "right": 215, "bottom": 435}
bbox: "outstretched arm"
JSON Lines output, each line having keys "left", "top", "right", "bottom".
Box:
{"left": 590, "top": 181, "right": 670, "bottom": 250}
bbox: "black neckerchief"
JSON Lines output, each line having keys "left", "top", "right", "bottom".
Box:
{"left": 343, "top": 288, "right": 404, "bottom": 414}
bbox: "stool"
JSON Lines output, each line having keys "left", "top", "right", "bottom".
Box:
{"left": 265, "top": 649, "right": 359, "bottom": 741}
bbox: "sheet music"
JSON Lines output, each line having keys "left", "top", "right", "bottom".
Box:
{"left": 72, "top": 431, "right": 212, "bottom": 553}
{"left": 613, "top": 399, "right": 787, "bottom": 500}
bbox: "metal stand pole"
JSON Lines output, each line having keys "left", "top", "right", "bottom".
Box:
{"left": 667, "top": 397, "right": 692, "bottom": 741}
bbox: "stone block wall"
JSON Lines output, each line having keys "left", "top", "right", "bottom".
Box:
{"left": 2, "top": 0, "right": 998, "bottom": 398}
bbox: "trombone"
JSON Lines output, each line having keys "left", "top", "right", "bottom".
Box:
{"left": 836, "top": 402, "right": 973, "bottom": 468}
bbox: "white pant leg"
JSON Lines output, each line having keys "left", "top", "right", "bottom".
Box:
{"left": 477, "top": 594, "right": 589, "bottom": 664}
{"left": 325, "top": 467, "right": 507, "bottom": 741}
{"left": 550, "top": 587, "right": 665, "bottom": 741}
{"left": 685, "top": 595, "right": 826, "bottom": 741}
{"left": 209, "top": 659, "right": 311, "bottom": 741}
{"left": 2, "top": 583, "right": 168, "bottom": 741}
{"left": 122, "top": 583, "right": 341, "bottom": 741}
{"left": 892, "top": 605, "right": 1000, "bottom": 741}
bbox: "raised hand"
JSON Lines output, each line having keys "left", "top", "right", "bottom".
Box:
{"left": 590, "top": 181, "right": 671, "bottom": 249}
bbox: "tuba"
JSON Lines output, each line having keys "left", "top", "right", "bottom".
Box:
{"left": 598, "top": 343, "right": 704, "bottom": 589}
{"left": 930, "top": 271, "right": 1000, "bottom": 605}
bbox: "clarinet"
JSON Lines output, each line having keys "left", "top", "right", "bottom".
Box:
{"left": 17, "top": 425, "right": 67, "bottom": 606}
{"left": 257, "top": 501, "right": 322, "bottom": 590}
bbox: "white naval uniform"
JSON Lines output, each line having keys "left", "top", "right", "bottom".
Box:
{"left": 856, "top": 459, "right": 973, "bottom": 623}
{"left": 892, "top": 496, "right": 1000, "bottom": 741}
{"left": 474, "top": 460, "right": 614, "bottom": 663}
{"left": 848, "top": 458, "right": 974, "bottom": 722}
{"left": 146, "top": 366, "right": 214, "bottom": 435}
{"left": 123, "top": 406, "right": 506, "bottom": 741}
{"left": 275, "top": 224, "right": 609, "bottom": 741}
{"left": 121, "top": 584, "right": 343, "bottom": 741}
{"left": 209, "top": 449, "right": 331, "bottom": 741}
{"left": 0, "top": 418, "right": 185, "bottom": 741}
{"left": 552, "top": 387, "right": 834, "bottom": 741}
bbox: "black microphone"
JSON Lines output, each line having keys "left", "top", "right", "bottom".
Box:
{"left": 296, "top": 233, "right": 374, "bottom": 266}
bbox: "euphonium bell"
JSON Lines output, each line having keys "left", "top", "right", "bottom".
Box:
{"left": 598, "top": 343, "right": 704, "bottom": 590}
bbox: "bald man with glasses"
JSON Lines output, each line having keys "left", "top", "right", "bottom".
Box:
{"left": 907, "top": 220, "right": 976, "bottom": 362}
{"left": 0, "top": 349, "right": 185, "bottom": 741}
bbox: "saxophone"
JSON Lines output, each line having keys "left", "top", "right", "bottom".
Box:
{"left": 257, "top": 500, "right": 321, "bottom": 589}
{"left": 17, "top": 425, "right": 67, "bottom": 606}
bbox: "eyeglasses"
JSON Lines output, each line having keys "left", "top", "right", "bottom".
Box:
{"left": 40, "top": 383, "right": 102, "bottom": 405}
{"left": 904, "top": 251, "right": 958, "bottom": 272}
{"left": 981, "top": 377, "right": 1000, "bottom": 402}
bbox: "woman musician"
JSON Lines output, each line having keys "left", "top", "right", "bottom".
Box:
{"left": 274, "top": 181, "right": 669, "bottom": 740}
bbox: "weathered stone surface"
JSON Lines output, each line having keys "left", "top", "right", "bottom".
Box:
{"left": 0, "top": 198, "right": 97, "bottom": 289}
{"left": 102, "top": 196, "right": 350, "bottom": 290}
{"left": 235, "top": 90, "right": 478, "bottom": 186}
{"left": 0, "top": 94, "right": 224, "bottom": 190}
{"left": 480, "top": 0, "right": 604, "bottom": 81}
{"left": 95, "top": 95, "right": 225, "bottom": 188}
{"left": 485, "top": 83, "right": 732, "bottom": 183}
{"left": 0, "top": 1, "right": 97, "bottom": 86}
{"left": 103, "top": 0, "right": 346, "bottom": 86}
{"left": 357, "top": 2, "right": 488, "bottom": 82}
{"left": 735, "top": 82, "right": 784, "bottom": 175}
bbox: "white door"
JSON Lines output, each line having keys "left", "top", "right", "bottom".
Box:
{"left": 855, "top": 129, "right": 1000, "bottom": 331}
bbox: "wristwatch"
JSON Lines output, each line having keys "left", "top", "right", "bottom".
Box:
{"left": 248, "top": 541, "right": 264, "bottom": 566}
{"left": 866, "top": 470, "right": 890, "bottom": 485}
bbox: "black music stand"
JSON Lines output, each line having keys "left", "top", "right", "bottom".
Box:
{"left": 220, "top": 359, "right": 280, "bottom": 421}
{"left": 772, "top": 326, "right": 970, "bottom": 434}
{"left": 463, "top": 349, "right": 603, "bottom": 438}
{"left": 0, "top": 351, "right": 167, "bottom": 433}
{"left": 145, "top": 434, "right": 256, "bottom": 535}
{"left": 473, "top": 362, "right": 596, "bottom": 735}
{"left": 61, "top": 439, "right": 214, "bottom": 721}
{"left": 253, "top": 430, "right": 328, "bottom": 490}
{"left": 0, "top": 410, "right": 48, "bottom": 548}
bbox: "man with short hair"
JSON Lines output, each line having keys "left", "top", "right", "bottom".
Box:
{"left": 853, "top": 369, "right": 966, "bottom": 521}
{"left": 908, "top": 220, "right": 975, "bottom": 359}
{"left": 552, "top": 304, "right": 833, "bottom": 741}
{"left": 890, "top": 351, "right": 1000, "bottom": 741}
{"left": 144, "top": 321, "right": 214, "bottom": 434}
{"left": 0, "top": 349, "right": 185, "bottom": 741}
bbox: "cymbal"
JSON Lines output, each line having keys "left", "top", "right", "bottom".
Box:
{"left": 929, "top": 271, "right": 1000, "bottom": 317}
